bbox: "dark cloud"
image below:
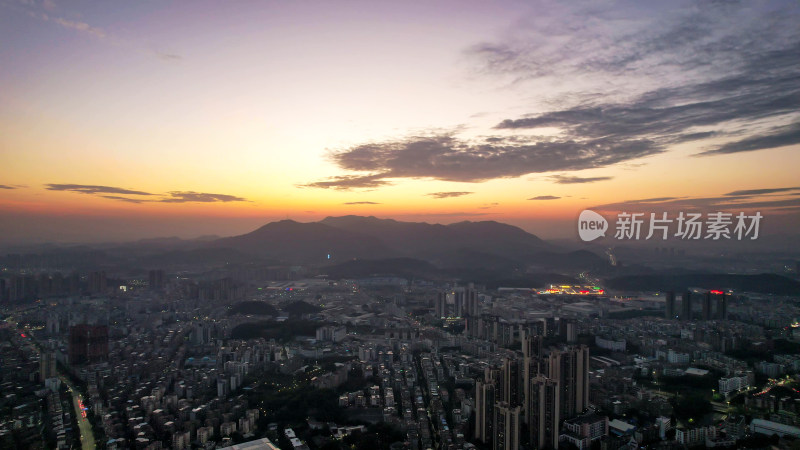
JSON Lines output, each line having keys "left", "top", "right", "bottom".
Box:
{"left": 298, "top": 174, "right": 392, "bottom": 190}
{"left": 299, "top": 2, "right": 799, "bottom": 189}
{"left": 318, "top": 134, "right": 659, "bottom": 184}
{"left": 427, "top": 191, "right": 474, "bottom": 199}
{"left": 45, "top": 184, "right": 154, "bottom": 196}
{"left": 494, "top": 65, "right": 800, "bottom": 156}
{"left": 528, "top": 195, "right": 560, "bottom": 200}
{"left": 725, "top": 187, "right": 800, "bottom": 196}
{"left": 0, "top": 185, "right": 17, "bottom": 189}
{"left": 696, "top": 122, "right": 800, "bottom": 156}
{"left": 477, "top": 2, "right": 800, "bottom": 157}
{"left": 549, "top": 175, "right": 613, "bottom": 184}
{"left": 160, "top": 192, "right": 247, "bottom": 203}
{"left": 343, "top": 201, "right": 381, "bottom": 205}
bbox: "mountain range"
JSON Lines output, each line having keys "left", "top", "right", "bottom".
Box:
{"left": 210, "top": 215, "right": 602, "bottom": 270}
{"left": 2, "top": 215, "right": 799, "bottom": 294}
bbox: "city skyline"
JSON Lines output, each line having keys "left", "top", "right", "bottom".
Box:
{"left": 2, "top": 0, "right": 799, "bottom": 243}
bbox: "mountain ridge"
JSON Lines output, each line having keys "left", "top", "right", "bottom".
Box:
{"left": 207, "top": 215, "right": 592, "bottom": 270}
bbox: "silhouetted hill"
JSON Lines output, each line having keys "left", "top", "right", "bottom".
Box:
{"left": 228, "top": 301, "right": 279, "bottom": 316}
{"left": 320, "top": 216, "right": 550, "bottom": 260}
{"left": 605, "top": 273, "right": 800, "bottom": 295}
{"left": 447, "top": 220, "right": 549, "bottom": 254}
{"left": 211, "top": 216, "right": 571, "bottom": 269}
{"left": 211, "top": 219, "right": 395, "bottom": 263}
{"left": 281, "top": 300, "right": 323, "bottom": 316}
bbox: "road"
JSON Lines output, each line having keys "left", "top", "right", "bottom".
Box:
{"left": 62, "top": 375, "right": 96, "bottom": 450}
{"left": 4, "top": 311, "right": 97, "bottom": 449}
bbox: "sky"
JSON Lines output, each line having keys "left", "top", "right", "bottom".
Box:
{"left": 1, "top": 0, "right": 799, "bottom": 244}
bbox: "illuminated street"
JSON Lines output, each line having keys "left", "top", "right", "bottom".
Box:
{"left": 62, "top": 376, "right": 96, "bottom": 450}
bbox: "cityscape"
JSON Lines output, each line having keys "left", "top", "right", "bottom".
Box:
{"left": 1, "top": 218, "right": 800, "bottom": 449}
{"left": 2, "top": 1, "right": 800, "bottom": 449}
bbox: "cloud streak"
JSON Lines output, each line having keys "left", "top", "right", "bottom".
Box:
{"left": 528, "top": 195, "right": 560, "bottom": 200}
{"left": 160, "top": 191, "right": 247, "bottom": 203}
{"left": 343, "top": 201, "right": 381, "bottom": 205}
{"left": 468, "top": 1, "right": 799, "bottom": 95}
{"left": 592, "top": 187, "right": 800, "bottom": 213}
{"left": 46, "top": 184, "right": 154, "bottom": 196}
{"left": 298, "top": 174, "right": 392, "bottom": 190}
{"left": 695, "top": 122, "right": 800, "bottom": 156}
{"left": 427, "top": 191, "right": 473, "bottom": 199}
{"left": 155, "top": 51, "right": 182, "bottom": 61}
{"left": 725, "top": 187, "right": 800, "bottom": 196}
{"left": 7, "top": 2, "right": 183, "bottom": 61}
{"left": 45, "top": 184, "right": 247, "bottom": 204}
{"left": 49, "top": 15, "right": 106, "bottom": 39}
{"left": 100, "top": 195, "right": 147, "bottom": 204}
{"left": 549, "top": 175, "right": 613, "bottom": 184}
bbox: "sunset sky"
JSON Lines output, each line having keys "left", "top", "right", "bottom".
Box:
{"left": 1, "top": 0, "right": 799, "bottom": 244}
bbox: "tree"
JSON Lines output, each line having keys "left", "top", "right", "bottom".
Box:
{"left": 671, "top": 393, "right": 712, "bottom": 420}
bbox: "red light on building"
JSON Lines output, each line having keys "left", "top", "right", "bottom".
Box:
{"left": 710, "top": 290, "right": 724, "bottom": 295}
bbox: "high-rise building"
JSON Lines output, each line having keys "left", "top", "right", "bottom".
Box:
{"left": 546, "top": 345, "right": 590, "bottom": 419}
{"left": 435, "top": 291, "right": 447, "bottom": 318}
{"left": 88, "top": 271, "right": 107, "bottom": 294}
{"left": 68, "top": 324, "right": 109, "bottom": 365}
{"left": 560, "top": 319, "right": 577, "bottom": 343}
{"left": 493, "top": 402, "right": 520, "bottom": 450}
{"left": 522, "top": 334, "right": 544, "bottom": 424}
{"left": 465, "top": 283, "right": 479, "bottom": 316}
{"left": 39, "top": 351, "right": 57, "bottom": 381}
{"left": 543, "top": 317, "right": 556, "bottom": 337}
{"left": 10, "top": 275, "right": 36, "bottom": 302}
{"left": 475, "top": 379, "right": 496, "bottom": 444}
{"left": 502, "top": 357, "right": 522, "bottom": 406}
{"left": 193, "top": 322, "right": 213, "bottom": 345}
{"left": 453, "top": 288, "right": 464, "bottom": 317}
{"left": 681, "top": 291, "right": 692, "bottom": 321}
{"left": 702, "top": 292, "right": 713, "bottom": 320}
{"left": 523, "top": 334, "right": 544, "bottom": 362}
{"left": 149, "top": 269, "right": 165, "bottom": 291}
{"left": 716, "top": 293, "right": 728, "bottom": 320}
{"left": 529, "top": 374, "right": 560, "bottom": 449}
{"left": 665, "top": 291, "right": 676, "bottom": 320}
